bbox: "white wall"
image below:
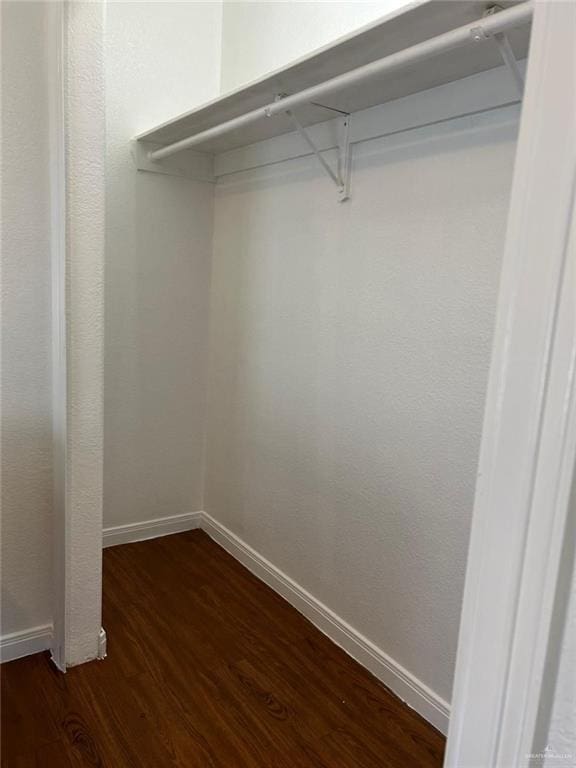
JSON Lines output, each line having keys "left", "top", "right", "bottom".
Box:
{"left": 103, "top": 1, "right": 223, "bottom": 530}
{"left": 220, "top": 0, "right": 407, "bottom": 93}
{"left": 205, "top": 112, "right": 517, "bottom": 707}
{"left": 1, "top": 1, "right": 54, "bottom": 640}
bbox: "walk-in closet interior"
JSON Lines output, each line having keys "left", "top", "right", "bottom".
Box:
{"left": 109, "top": 0, "right": 529, "bottom": 742}
{"left": 8, "top": 0, "right": 576, "bottom": 765}
{"left": 122, "top": 0, "right": 529, "bottom": 720}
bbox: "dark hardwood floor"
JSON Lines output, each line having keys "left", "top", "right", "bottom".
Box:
{"left": 1, "top": 530, "right": 445, "bottom": 767}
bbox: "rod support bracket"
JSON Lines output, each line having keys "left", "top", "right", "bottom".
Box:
{"left": 470, "top": 26, "right": 490, "bottom": 42}
{"left": 492, "top": 32, "right": 525, "bottom": 97}
{"left": 470, "top": 5, "right": 524, "bottom": 98}
{"left": 131, "top": 140, "right": 215, "bottom": 183}
{"left": 337, "top": 115, "right": 351, "bottom": 203}
{"left": 286, "top": 109, "right": 352, "bottom": 203}
{"left": 265, "top": 93, "right": 289, "bottom": 117}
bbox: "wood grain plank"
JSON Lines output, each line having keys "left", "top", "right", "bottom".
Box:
{"left": 1, "top": 530, "right": 445, "bottom": 767}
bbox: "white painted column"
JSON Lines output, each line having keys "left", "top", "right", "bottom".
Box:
{"left": 50, "top": 0, "right": 106, "bottom": 669}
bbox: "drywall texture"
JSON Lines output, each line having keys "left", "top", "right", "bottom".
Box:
{"left": 103, "top": 2, "right": 222, "bottom": 529}
{"left": 205, "top": 113, "right": 518, "bottom": 704}
{"left": 64, "top": 0, "right": 106, "bottom": 666}
{"left": 1, "top": 1, "right": 53, "bottom": 639}
{"left": 220, "top": 0, "right": 405, "bottom": 93}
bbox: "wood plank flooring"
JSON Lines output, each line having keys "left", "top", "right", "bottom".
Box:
{"left": 1, "top": 530, "right": 445, "bottom": 767}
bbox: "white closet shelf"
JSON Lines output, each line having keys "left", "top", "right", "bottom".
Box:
{"left": 133, "top": 0, "right": 532, "bottom": 195}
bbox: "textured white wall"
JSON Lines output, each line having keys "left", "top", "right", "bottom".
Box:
{"left": 206, "top": 114, "right": 517, "bottom": 704}
{"left": 1, "top": 1, "right": 54, "bottom": 638}
{"left": 220, "top": 0, "right": 407, "bottom": 93}
{"left": 103, "top": 1, "right": 222, "bottom": 529}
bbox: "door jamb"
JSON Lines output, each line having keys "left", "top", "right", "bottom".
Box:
{"left": 445, "top": 2, "right": 576, "bottom": 765}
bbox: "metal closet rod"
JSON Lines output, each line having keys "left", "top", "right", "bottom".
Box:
{"left": 149, "top": 1, "right": 533, "bottom": 162}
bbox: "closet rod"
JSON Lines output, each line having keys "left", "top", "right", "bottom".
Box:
{"left": 149, "top": 1, "right": 533, "bottom": 162}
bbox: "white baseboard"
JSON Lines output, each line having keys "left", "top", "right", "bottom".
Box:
{"left": 201, "top": 511, "right": 450, "bottom": 735}
{"left": 0, "top": 624, "right": 52, "bottom": 664}
{"left": 103, "top": 511, "right": 202, "bottom": 548}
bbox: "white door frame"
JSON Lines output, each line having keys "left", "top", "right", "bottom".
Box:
{"left": 445, "top": 1, "right": 576, "bottom": 765}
